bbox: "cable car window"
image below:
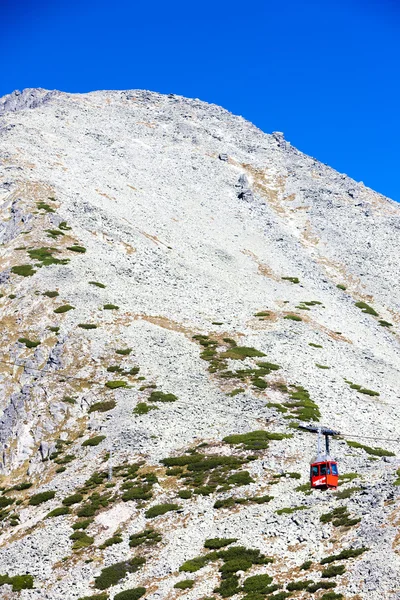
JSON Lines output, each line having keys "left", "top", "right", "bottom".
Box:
{"left": 331, "top": 463, "right": 338, "bottom": 475}
{"left": 320, "top": 464, "right": 327, "bottom": 475}
{"left": 311, "top": 466, "right": 319, "bottom": 477}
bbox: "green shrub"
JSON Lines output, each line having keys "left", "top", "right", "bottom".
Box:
{"left": 82, "top": 435, "right": 106, "bottom": 447}
{"left": 204, "top": 538, "right": 237, "bottom": 549}
{"left": 78, "top": 595, "right": 108, "bottom": 600}
{"left": 243, "top": 573, "right": 273, "bottom": 592}
{"left": 336, "top": 284, "right": 346, "bottom": 290}
{"left": 54, "top": 304, "right": 74, "bottom": 313}
{"left": 228, "top": 388, "right": 245, "bottom": 396}
{"left": 321, "top": 547, "right": 368, "bottom": 564}
{"left": 321, "top": 565, "right": 346, "bottom": 578}
{"left": 12, "top": 482, "right": 32, "bottom": 491}
{"left": 43, "top": 290, "right": 59, "bottom": 297}
{"left": 316, "top": 364, "right": 330, "bottom": 369}
{"left": 220, "top": 346, "right": 266, "bottom": 360}
{"left": 309, "top": 342, "right": 323, "bottom": 348}
{"left": 347, "top": 440, "right": 394, "bottom": 456}
{"left": 286, "top": 580, "right": 314, "bottom": 591}
{"left": 89, "top": 281, "right": 106, "bottom": 288}
{"left": 178, "top": 489, "right": 192, "bottom": 499}
{"left": 320, "top": 593, "right": 343, "bottom": 599}
{"left": 254, "top": 311, "right": 270, "bottom": 317}
{"left": 0, "top": 496, "right": 14, "bottom": 508}
{"left": 116, "top": 348, "right": 132, "bottom": 355}
{"left": 103, "top": 304, "right": 119, "bottom": 310}
{"left": 174, "top": 580, "right": 194, "bottom": 589}
{"left": 49, "top": 326, "right": 60, "bottom": 333}
{"left": 284, "top": 315, "right": 302, "bottom": 321}
{"left": 28, "top": 247, "right": 69, "bottom": 266}
{"left": 145, "top": 503, "right": 181, "bottom": 518}
{"left": 11, "top": 264, "right": 37, "bottom": 277}
{"left": 355, "top": 301, "right": 378, "bottom": 316}
{"left": 379, "top": 320, "right": 393, "bottom": 327}
{"left": 78, "top": 323, "right": 98, "bottom": 329}
{"left": 282, "top": 277, "right": 299, "bottom": 283}
{"left": 18, "top": 337, "right": 40, "bottom": 348}
{"left": 88, "top": 400, "right": 116, "bottom": 413}
{"left": 94, "top": 558, "right": 145, "bottom": 589}
{"left": 276, "top": 506, "right": 307, "bottom": 515}
{"left": 0, "top": 574, "right": 34, "bottom": 591}
{"left": 299, "top": 560, "right": 312, "bottom": 570}
{"left": 37, "top": 201, "right": 55, "bottom": 213}
{"left": 307, "top": 581, "right": 336, "bottom": 592}
{"left": 227, "top": 471, "right": 254, "bottom": 486}
{"left": 334, "top": 486, "right": 361, "bottom": 499}
{"left": 72, "top": 519, "right": 93, "bottom": 530}
{"left": 149, "top": 391, "right": 177, "bottom": 402}
{"left": 29, "top": 490, "right": 56, "bottom": 505}
{"left": 70, "top": 531, "right": 94, "bottom": 550}
{"left": 67, "top": 245, "right": 87, "bottom": 253}
{"left": 129, "top": 529, "right": 161, "bottom": 547}
{"left": 133, "top": 402, "right": 157, "bottom": 415}
{"left": 122, "top": 486, "right": 152, "bottom": 501}
{"left": 46, "top": 228, "right": 64, "bottom": 238}
{"left": 99, "top": 534, "right": 123, "bottom": 549}
{"left": 59, "top": 221, "right": 72, "bottom": 230}
{"left": 105, "top": 381, "right": 127, "bottom": 389}
{"left": 62, "top": 493, "right": 83, "bottom": 506}
{"left": 114, "top": 589, "right": 146, "bottom": 600}
{"left": 223, "top": 430, "right": 291, "bottom": 451}
{"left": 46, "top": 506, "right": 70, "bottom": 518}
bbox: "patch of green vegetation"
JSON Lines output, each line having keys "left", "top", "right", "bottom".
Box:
{"left": 62, "top": 396, "right": 76, "bottom": 405}
{"left": 29, "top": 490, "right": 56, "bottom": 505}
{"left": 338, "top": 472, "right": 359, "bottom": 485}
{"left": 82, "top": 435, "right": 106, "bottom": 447}
{"left": 355, "top": 301, "right": 379, "bottom": 316}
{"left": 103, "top": 304, "right": 119, "bottom": 310}
{"left": 346, "top": 440, "right": 394, "bottom": 456}
{"left": 286, "top": 580, "right": 314, "bottom": 591}
{"left": 62, "top": 493, "right": 83, "bottom": 506}
{"left": 46, "top": 506, "right": 70, "bottom": 518}
{"left": 299, "top": 560, "right": 312, "bottom": 570}
{"left": 307, "top": 581, "right": 336, "bottom": 592}
{"left": 67, "top": 245, "right": 87, "bottom": 253}
{"left": 99, "top": 534, "right": 123, "bottom": 549}
{"left": 70, "top": 530, "right": 94, "bottom": 550}
{"left": 46, "top": 229, "right": 65, "bottom": 239}
{"left": 316, "top": 364, "right": 330, "bottom": 369}
{"left": 309, "top": 342, "right": 323, "bottom": 348}
{"left": 379, "top": 320, "right": 393, "bottom": 327}
{"left": 320, "top": 547, "right": 368, "bottom": 564}
{"left": 145, "top": 503, "right": 181, "bottom": 518}
{"left": 149, "top": 391, "right": 177, "bottom": 402}
{"left": 223, "top": 430, "right": 291, "bottom": 451}
{"left": 282, "top": 277, "right": 300, "bottom": 284}
{"left": 43, "top": 290, "right": 59, "bottom": 297}
{"left": 228, "top": 388, "right": 245, "bottom": 397}
{"left": 320, "top": 506, "right": 360, "bottom": 528}
{"left": 11, "top": 264, "right": 37, "bottom": 276}
{"left": 336, "top": 284, "right": 347, "bottom": 290}
{"left": 174, "top": 579, "right": 194, "bottom": 589}
{"left": 116, "top": 347, "right": 132, "bottom": 355}
{"left": 8, "top": 294, "right": 16, "bottom": 299}
{"left": 78, "top": 595, "right": 108, "bottom": 600}
{"left": 242, "top": 573, "right": 273, "bottom": 592}
{"left": 178, "top": 489, "right": 192, "bottom": 499}
{"left": 88, "top": 400, "right": 116, "bottom": 413}
{"left": 122, "top": 484, "right": 153, "bottom": 502}
{"left": 0, "top": 496, "right": 15, "bottom": 508}
{"left": 12, "top": 481, "right": 32, "bottom": 491}
{"left": 129, "top": 528, "right": 161, "bottom": 547}
{"left": 89, "top": 281, "right": 106, "bottom": 288}
{"left": 18, "top": 337, "right": 40, "bottom": 348}
{"left": 54, "top": 304, "right": 75, "bottom": 314}
{"left": 133, "top": 402, "right": 157, "bottom": 415}
{"left": 105, "top": 380, "right": 127, "bottom": 389}
{"left": 320, "top": 593, "right": 343, "bottom": 600}
{"left": 0, "top": 574, "right": 34, "bottom": 591}
{"left": 72, "top": 519, "right": 93, "bottom": 530}
{"left": 49, "top": 326, "right": 60, "bottom": 333}
{"left": 284, "top": 314, "right": 302, "bottom": 321}
{"left": 282, "top": 385, "right": 321, "bottom": 422}
{"left": 78, "top": 323, "right": 98, "bottom": 329}
{"left": 212, "top": 321, "right": 223, "bottom": 325}
{"left": 276, "top": 506, "right": 308, "bottom": 515}
{"left": 37, "top": 201, "right": 55, "bottom": 213}
{"left": 345, "top": 380, "right": 380, "bottom": 396}
{"left": 334, "top": 486, "right": 361, "bottom": 499}
{"left": 114, "top": 589, "right": 146, "bottom": 600}
{"left": 205, "top": 538, "right": 237, "bottom": 549}
{"left": 220, "top": 346, "right": 266, "bottom": 360}
{"left": 254, "top": 311, "right": 270, "bottom": 317}
{"left": 28, "top": 247, "right": 70, "bottom": 266}
{"left": 321, "top": 564, "right": 346, "bottom": 578}
{"left": 214, "top": 495, "right": 273, "bottom": 509}
{"left": 94, "top": 558, "right": 146, "bottom": 589}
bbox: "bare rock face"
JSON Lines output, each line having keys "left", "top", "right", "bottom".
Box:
{"left": 0, "top": 88, "right": 399, "bottom": 599}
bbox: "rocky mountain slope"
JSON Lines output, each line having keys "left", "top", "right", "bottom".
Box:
{"left": 0, "top": 88, "right": 399, "bottom": 600}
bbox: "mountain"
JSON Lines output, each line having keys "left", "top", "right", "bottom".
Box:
{"left": 0, "top": 88, "right": 399, "bottom": 600}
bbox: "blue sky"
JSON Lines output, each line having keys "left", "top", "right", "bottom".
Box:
{"left": 1, "top": 0, "right": 399, "bottom": 201}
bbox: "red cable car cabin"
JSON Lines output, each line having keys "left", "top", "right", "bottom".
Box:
{"left": 310, "top": 460, "right": 338, "bottom": 489}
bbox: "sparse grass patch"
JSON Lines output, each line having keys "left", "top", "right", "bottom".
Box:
{"left": 29, "top": 490, "right": 56, "bottom": 505}
{"left": 67, "top": 245, "right": 86, "bottom": 253}
{"left": 46, "top": 506, "right": 70, "bottom": 518}
{"left": 149, "top": 391, "right": 177, "bottom": 402}
{"left": 11, "top": 264, "right": 36, "bottom": 277}
{"left": 320, "top": 506, "right": 360, "bottom": 528}
{"left": 228, "top": 388, "right": 245, "bottom": 397}
{"left": 43, "top": 290, "right": 59, "bottom": 297}
{"left": 145, "top": 503, "right": 181, "bottom": 518}
{"left": 221, "top": 345, "right": 266, "bottom": 360}
{"left": 28, "top": 247, "right": 69, "bottom": 266}
{"left": 62, "top": 396, "right": 76, "bottom": 404}
{"left": 82, "top": 435, "right": 106, "bottom": 447}
{"left": 320, "top": 547, "right": 368, "bottom": 564}
{"left": 284, "top": 314, "right": 302, "bottom": 321}
{"left": 316, "top": 364, "right": 330, "bottom": 369}
{"left": 18, "top": 337, "right": 40, "bottom": 348}
{"left": 287, "top": 580, "right": 314, "bottom": 591}
{"left": 54, "top": 304, "right": 75, "bottom": 313}
{"left": 223, "top": 430, "right": 291, "bottom": 451}
{"left": 379, "top": 320, "right": 393, "bottom": 327}
{"left": 309, "top": 342, "right": 323, "bottom": 348}
{"left": 48, "top": 326, "right": 60, "bottom": 333}
{"left": 46, "top": 229, "right": 64, "bottom": 239}
{"left": 105, "top": 380, "right": 127, "bottom": 389}
{"left": 276, "top": 506, "right": 308, "bottom": 515}
{"left": 0, "top": 574, "right": 34, "bottom": 591}
{"left": 70, "top": 531, "right": 94, "bottom": 550}
{"left": 78, "top": 323, "right": 98, "bottom": 329}
{"left": 254, "top": 311, "right": 270, "bottom": 317}
{"left": 103, "top": 304, "right": 119, "bottom": 310}
{"left": 334, "top": 486, "right": 361, "bottom": 499}
{"left": 355, "top": 301, "right": 378, "bottom": 316}
{"left": 114, "top": 589, "right": 146, "bottom": 600}
{"left": 94, "top": 558, "right": 146, "bottom": 589}
{"left": 62, "top": 493, "right": 83, "bottom": 506}
{"left": 336, "top": 284, "right": 346, "bottom": 290}
{"left": 174, "top": 580, "right": 194, "bottom": 589}
{"left": 37, "top": 201, "right": 55, "bottom": 213}
{"left": 116, "top": 348, "right": 132, "bottom": 355}
{"left": 134, "top": 402, "right": 157, "bottom": 415}
{"left": 89, "top": 281, "right": 106, "bottom": 288}
{"left": 346, "top": 440, "right": 394, "bottom": 456}
{"left": 88, "top": 400, "right": 116, "bottom": 413}
{"left": 321, "top": 564, "right": 346, "bottom": 578}
{"left": 282, "top": 277, "right": 299, "bottom": 283}
{"left": 300, "top": 560, "right": 312, "bottom": 570}
{"left": 204, "top": 538, "right": 237, "bottom": 549}
{"left": 129, "top": 528, "right": 161, "bottom": 547}
{"left": 99, "top": 534, "right": 123, "bottom": 549}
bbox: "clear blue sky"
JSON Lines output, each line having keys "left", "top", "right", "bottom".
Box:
{"left": 1, "top": 0, "right": 399, "bottom": 201}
